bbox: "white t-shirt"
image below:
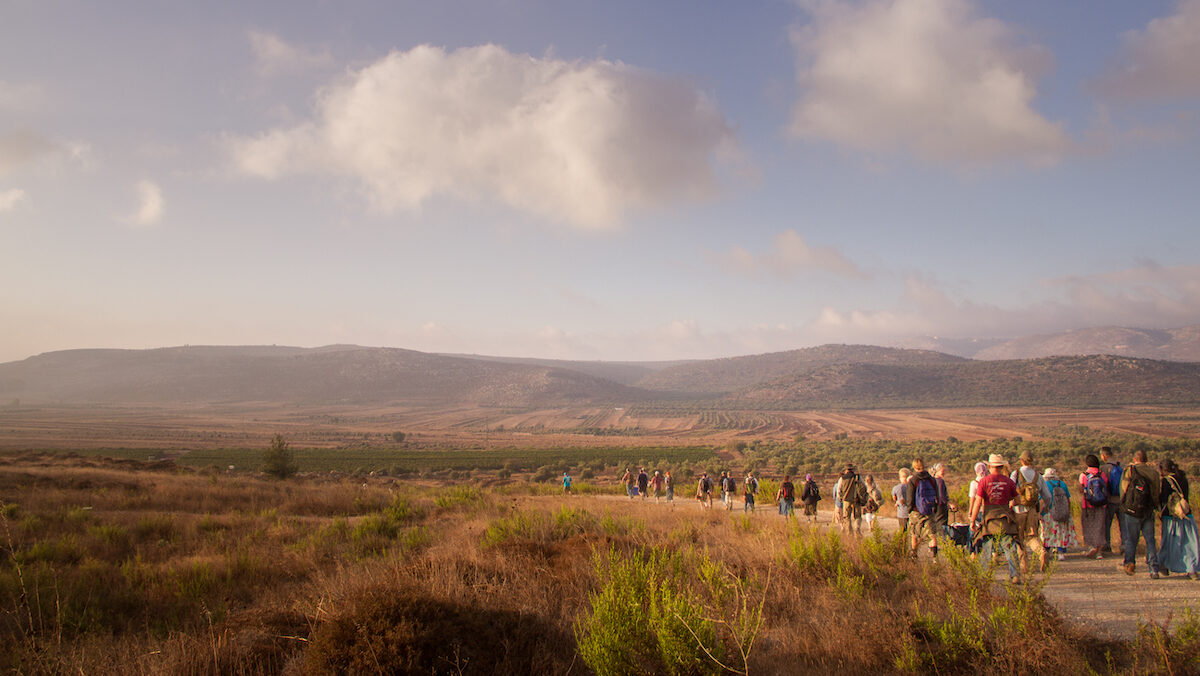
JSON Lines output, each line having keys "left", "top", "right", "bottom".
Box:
{"left": 892, "top": 483, "right": 909, "bottom": 518}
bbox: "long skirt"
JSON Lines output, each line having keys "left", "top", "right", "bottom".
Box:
{"left": 1041, "top": 515, "right": 1079, "bottom": 549}
{"left": 1159, "top": 514, "right": 1200, "bottom": 574}
{"left": 1081, "top": 507, "right": 1107, "bottom": 549}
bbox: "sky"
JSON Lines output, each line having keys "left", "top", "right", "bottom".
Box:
{"left": 2, "top": 0, "right": 1199, "bottom": 363}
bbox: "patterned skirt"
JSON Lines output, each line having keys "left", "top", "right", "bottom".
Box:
{"left": 1080, "top": 506, "right": 1107, "bottom": 549}
{"left": 1041, "top": 514, "right": 1079, "bottom": 549}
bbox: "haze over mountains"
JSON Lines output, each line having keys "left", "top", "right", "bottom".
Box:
{"left": 2, "top": 324, "right": 1199, "bottom": 410}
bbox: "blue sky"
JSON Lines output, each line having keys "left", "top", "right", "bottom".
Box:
{"left": 2, "top": 0, "right": 1198, "bottom": 362}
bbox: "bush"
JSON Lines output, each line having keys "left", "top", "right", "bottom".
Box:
{"left": 262, "top": 434, "right": 298, "bottom": 479}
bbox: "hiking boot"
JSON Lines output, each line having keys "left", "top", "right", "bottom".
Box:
{"left": 1150, "top": 571, "right": 1160, "bottom": 580}
{"left": 1123, "top": 563, "right": 1136, "bottom": 576}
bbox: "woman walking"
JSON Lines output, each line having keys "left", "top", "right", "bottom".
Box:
{"left": 1157, "top": 459, "right": 1199, "bottom": 580}
{"left": 863, "top": 474, "right": 883, "bottom": 530}
{"left": 1079, "top": 454, "right": 1108, "bottom": 559}
{"left": 1041, "top": 468, "right": 1079, "bottom": 561}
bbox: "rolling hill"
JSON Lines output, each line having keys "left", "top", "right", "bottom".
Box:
{"left": 635, "top": 345, "right": 968, "bottom": 394}
{"left": 974, "top": 325, "right": 1200, "bottom": 361}
{"left": 2, "top": 343, "right": 1199, "bottom": 410}
{"left": 0, "top": 345, "right": 647, "bottom": 407}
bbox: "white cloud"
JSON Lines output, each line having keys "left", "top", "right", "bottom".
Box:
{"left": 230, "top": 44, "right": 735, "bottom": 229}
{"left": 126, "top": 180, "right": 164, "bottom": 227}
{"left": 0, "top": 131, "right": 57, "bottom": 175}
{"left": 0, "top": 188, "right": 27, "bottom": 212}
{"left": 1098, "top": 0, "right": 1200, "bottom": 100}
{"left": 717, "top": 229, "right": 867, "bottom": 279}
{"left": 247, "top": 30, "right": 332, "bottom": 76}
{"left": 809, "top": 263, "right": 1200, "bottom": 345}
{"left": 789, "top": 0, "right": 1068, "bottom": 165}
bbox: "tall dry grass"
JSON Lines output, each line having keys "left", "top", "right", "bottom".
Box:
{"left": 1, "top": 452, "right": 1197, "bottom": 674}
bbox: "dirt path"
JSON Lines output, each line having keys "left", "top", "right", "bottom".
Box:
{"left": 588, "top": 494, "right": 1199, "bottom": 640}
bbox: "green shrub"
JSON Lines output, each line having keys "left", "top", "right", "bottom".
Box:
{"left": 575, "top": 548, "right": 720, "bottom": 676}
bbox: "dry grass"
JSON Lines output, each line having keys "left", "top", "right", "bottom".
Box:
{"left": 1, "top": 452, "right": 1197, "bottom": 675}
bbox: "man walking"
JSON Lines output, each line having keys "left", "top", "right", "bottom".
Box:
{"left": 906, "top": 458, "right": 942, "bottom": 561}
{"left": 837, "top": 463, "right": 866, "bottom": 536}
{"left": 1010, "top": 451, "right": 1048, "bottom": 573}
{"left": 1120, "top": 449, "right": 1163, "bottom": 578}
{"left": 743, "top": 471, "right": 758, "bottom": 513}
{"left": 968, "top": 454, "right": 1022, "bottom": 584}
{"left": 1100, "top": 447, "right": 1124, "bottom": 553}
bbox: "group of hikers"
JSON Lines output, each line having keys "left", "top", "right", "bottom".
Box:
{"left": 592, "top": 445, "right": 1197, "bottom": 584}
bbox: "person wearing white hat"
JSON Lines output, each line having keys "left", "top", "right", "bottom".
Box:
{"left": 968, "top": 454, "right": 1022, "bottom": 584}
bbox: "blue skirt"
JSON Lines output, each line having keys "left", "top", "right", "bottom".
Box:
{"left": 1159, "top": 514, "right": 1200, "bottom": 574}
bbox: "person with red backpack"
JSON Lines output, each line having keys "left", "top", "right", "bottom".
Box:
{"left": 1079, "top": 454, "right": 1109, "bottom": 559}
{"left": 905, "top": 457, "right": 942, "bottom": 561}
{"left": 778, "top": 475, "right": 796, "bottom": 518}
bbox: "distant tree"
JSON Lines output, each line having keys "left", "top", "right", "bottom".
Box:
{"left": 262, "top": 434, "right": 298, "bottom": 479}
{"left": 391, "top": 431, "right": 406, "bottom": 443}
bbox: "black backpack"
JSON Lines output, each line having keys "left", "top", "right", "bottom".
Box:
{"left": 1121, "top": 467, "right": 1153, "bottom": 518}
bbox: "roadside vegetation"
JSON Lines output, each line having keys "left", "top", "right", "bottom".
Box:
{"left": 2, "top": 452, "right": 1198, "bottom": 674}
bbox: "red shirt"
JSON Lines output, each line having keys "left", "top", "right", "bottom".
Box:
{"left": 976, "top": 472, "right": 1017, "bottom": 506}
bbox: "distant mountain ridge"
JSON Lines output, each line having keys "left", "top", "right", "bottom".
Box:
{"left": 2, "top": 339, "right": 1199, "bottom": 410}
{"left": 973, "top": 326, "right": 1200, "bottom": 361}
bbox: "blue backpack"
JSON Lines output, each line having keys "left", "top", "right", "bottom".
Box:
{"left": 914, "top": 477, "right": 940, "bottom": 516}
{"left": 1107, "top": 463, "right": 1123, "bottom": 502}
{"left": 1084, "top": 473, "right": 1107, "bottom": 507}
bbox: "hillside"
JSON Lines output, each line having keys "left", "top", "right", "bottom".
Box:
{"left": 731, "top": 354, "right": 1200, "bottom": 408}
{"left": 636, "top": 344, "right": 968, "bottom": 394}
{"left": 0, "top": 345, "right": 646, "bottom": 407}
{"left": 442, "top": 353, "right": 690, "bottom": 386}
{"left": 974, "top": 325, "right": 1200, "bottom": 361}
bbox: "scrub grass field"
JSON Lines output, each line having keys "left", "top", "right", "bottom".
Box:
{"left": 1, "top": 452, "right": 1197, "bottom": 674}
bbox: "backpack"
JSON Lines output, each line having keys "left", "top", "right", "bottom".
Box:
{"left": 1049, "top": 481, "right": 1071, "bottom": 522}
{"left": 1120, "top": 467, "right": 1153, "bottom": 518}
{"left": 781, "top": 482, "right": 795, "bottom": 501}
{"left": 1166, "top": 475, "right": 1192, "bottom": 519}
{"left": 746, "top": 477, "right": 758, "bottom": 494}
{"left": 1083, "top": 473, "right": 1108, "bottom": 508}
{"left": 1015, "top": 470, "right": 1041, "bottom": 509}
{"left": 806, "top": 481, "right": 821, "bottom": 503}
{"left": 1106, "top": 462, "right": 1124, "bottom": 504}
{"left": 914, "top": 477, "right": 940, "bottom": 516}
{"left": 701, "top": 477, "right": 712, "bottom": 492}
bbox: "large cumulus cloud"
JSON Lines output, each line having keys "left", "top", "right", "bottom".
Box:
{"left": 230, "top": 44, "right": 735, "bottom": 228}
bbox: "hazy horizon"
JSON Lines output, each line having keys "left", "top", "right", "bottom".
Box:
{"left": 3, "top": 1, "right": 1199, "bottom": 364}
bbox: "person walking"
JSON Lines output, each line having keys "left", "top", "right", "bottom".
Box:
{"left": 863, "top": 474, "right": 883, "bottom": 530}
{"left": 637, "top": 467, "right": 649, "bottom": 500}
{"left": 778, "top": 475, "right": 796, "bottom": 519}
{"left": 1100, "top": 447, "right": 1124, "bottom": 553}
{"left": 721, "top": 471, "right": 738, "bottom": 511}
{"left": 1010, "top": 451, "right": 1048, "bottom": 573}
{"left": 697, "top": 472, "right": 713, "bottom": 509}
{"left": 966, "top": 461, "right": 988, "bottom": 557}
{"left": 837, "top": 464, "right": 866, "bottom": 535}
{"left": 562, "top": 472, "right": 573, "bottom": 495}
{"left": 650, "top": 470, "right": 665, "bottom": 502}
{"left": 933, "top": 463, "right": 952, "bottom": 539}
{"left": 968, "top": 454, "right": 1022, "bottom": 584}
{"left": 800, "top": 474, "right": 820, "bottom": 523}
{"left": 1040, "top": 468, "right": 1079, "bottom": 561}
{"left": 1156, "top": 459, "right": 1199, "bottom": 580}
{"left": 1079, "top": 454, "right": 1109, "bottom": 559}
{"left": 906, "top": 458, "right": 942, "bottom": 561}
{"left": 893, "top": 468, "right": 912, "bottom": 538}
{"left": 743, "top": 471, "right": 759, "bottom": 513}
{"left": 1119, "top": 449, "right": 1162, "bottom": 578}
{"left": 622, "top": 468, "right": 634, "bottom": 499}
{"left": 665, "top": 471, "right": 675, "bottom": 504}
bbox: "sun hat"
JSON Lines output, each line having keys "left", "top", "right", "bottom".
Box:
{"left": 987, "top": 454, "right": 1007, "bottom": 467}
{"left": 1042, "top": 467, "right": 1059, "bottom": 480}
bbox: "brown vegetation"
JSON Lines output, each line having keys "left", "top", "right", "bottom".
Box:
{"left": 2, "top": 453, "right": 1198, "bottom": 674}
